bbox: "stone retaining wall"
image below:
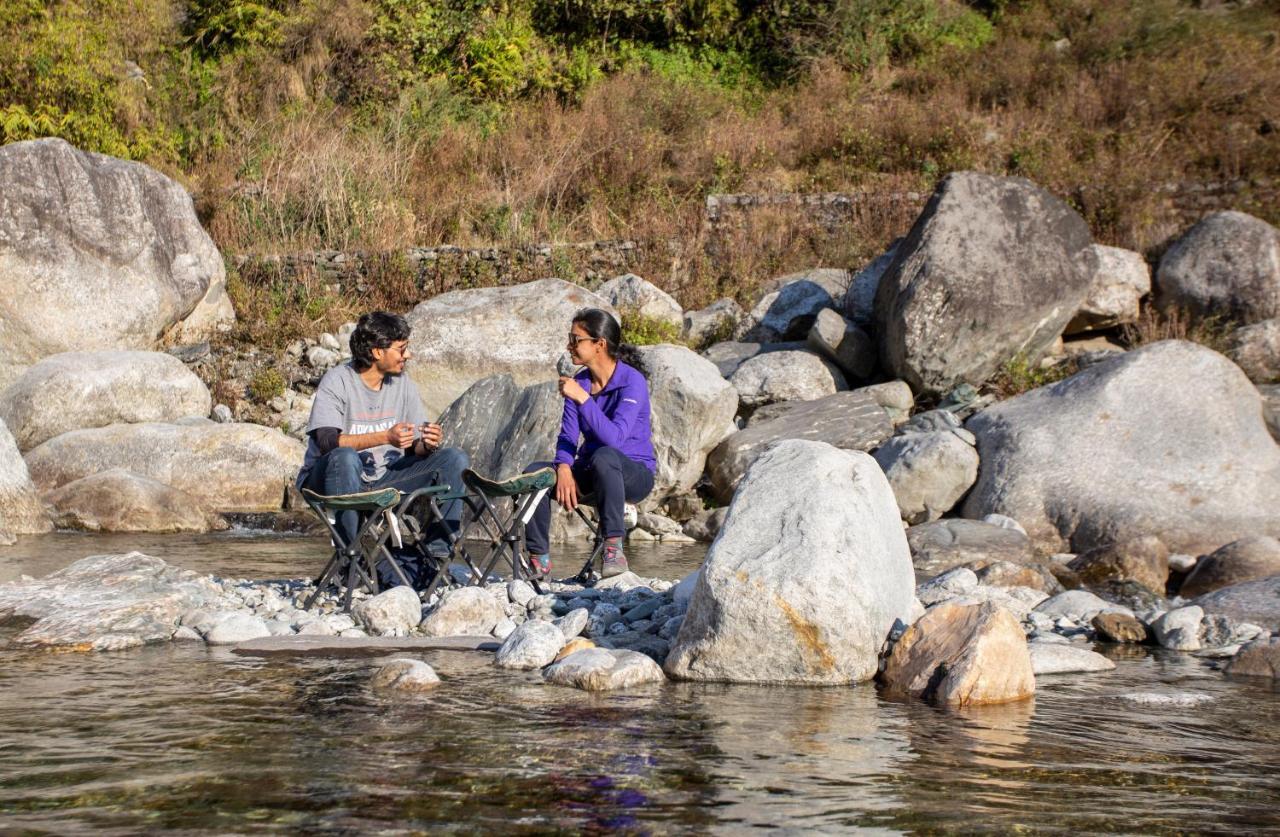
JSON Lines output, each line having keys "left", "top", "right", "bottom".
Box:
{"left": 233, "top": 179, "right": 1278, "bottom": 288}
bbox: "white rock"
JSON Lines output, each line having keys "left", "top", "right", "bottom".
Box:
{"left": 1029, "top": 642, "right": 1116, "bottom": 675}
{"left": 1033, "top": 590, "right": 1132, "bottom": 622}
{"left": 495, "top": 619, "right": 566, "bottom": 670}
{"left": 666, "top": 439, "right": 914, "bottom": 684}
{"left": 0, "top": 351, "right": 212, "bottom": 451}
{"left": 1152, "top": 605, "right": 1205, "bottom": 651}
{"left": 370, "top": 658, "right": 440, "bottom": 693}
{"left": 730, "top": 350, "right": 846, "bottom": 408}
{"left": 543, "top": 647, "right": 666, "bottom": 691}
{"left": 419, "top": 586, "right": 503, "bottom": 637}
{"left": 205, "top": 613, "right": 271, "bottom": 645}
{"left": 353, "top": 586, "right": 422, "bottom": 636}
{"left": 596, "top": 274, "right": 682, "bottom": 328}
{"left": 1066, "top": 245, "right": 1150, "bottom": 334}
{"left": 873, "top": 430, "right": 979, "bottom": 524}
{"left": 0, "top": 416, "right": 51, "bottom": 536}
{"left": 553, "top": 607, "right": 589, "bottom": 638}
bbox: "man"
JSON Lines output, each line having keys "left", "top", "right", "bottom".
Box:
{"left": 297, "top": 311, "right": 469, "bottom": 583}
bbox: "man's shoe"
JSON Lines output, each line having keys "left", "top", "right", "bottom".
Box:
{"left": 601, "top": 543, "right": 628, "bottom": 578}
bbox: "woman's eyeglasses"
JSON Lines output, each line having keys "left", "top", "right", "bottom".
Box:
{"left": 567, "top": 334, "right": 596, "bottom": 346}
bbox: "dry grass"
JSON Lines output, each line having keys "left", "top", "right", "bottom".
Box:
{"left": 193, "top": 0, "right": 1280, "bottom": 321}
{"left": 1119, "top": 303, "right": 1236, "bottom": 354}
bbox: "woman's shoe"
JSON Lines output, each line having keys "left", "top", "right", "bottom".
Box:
{"left": 601, "top": 542, "right": 628, "bottom": 578}
{"left": 529, "top": 553, "right": 552, "bottom": 577}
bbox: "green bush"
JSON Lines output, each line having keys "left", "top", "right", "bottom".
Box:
{"left": 248, "top": 367, "right": 286, "bottom": 402}
{"left": 620, "top": 308, "right": 683, "bottom": 346}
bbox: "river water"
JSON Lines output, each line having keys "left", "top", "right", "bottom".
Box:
{"left": 1, "top": 531, "right": 1277, "bottom": 833}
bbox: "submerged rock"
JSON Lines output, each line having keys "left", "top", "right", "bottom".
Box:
{"left": 1225, "top": 637, "right": 1280, "bottom": 679}
{"left": 544, "top": 647, "right": 665, "bottom": 691}
{"left": 881, "top": 601, "right": 1035, "bottom": 706}
{"left": 666, "top": 439, "right": 914, "bottom": 684}
{"left": 0, "top": 553, "right": 222, "bottom": 651}
{"left": 370, "top": 658, "right": 441, "bottom": 693}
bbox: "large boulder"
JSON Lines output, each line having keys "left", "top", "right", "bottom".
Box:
{"left": 874, "top": 171, "right": 1096, "bottom": 395}
{"left": 0, "top": 552, "right": 222, "bottom": 651}
{"left": 738, "top": 268, "right": 851, "bottom": 343}
{"left": 1065, "top": 245, "right": 1151, "bottom": 334}
{"left": 1194, "top": 576, "right": 1280, "bottom": 632}
{"left": 0, "top": 351, "right": 212, "bottom": 451}
{"left": 0, "top": 138, "right": 231, "bottom": 390}
{"left": 0, "top": 416, "right": 51, "bottom": 538}
{"left": 405, "top": 279, "right": 614, "bottom": 417}
{"left": 1155, "top": 211, "right": 1280, "bottom": 325}
{"left": 25, "top": 422, "right": 303, "bottom": 512}
{"left": 636, "top": 345, "right": 738, "bottom": 502}
{"left": 729, "top": 349, "right": 846, "bottom": 409}
{"left": 44, "top": 469, "right": 226, "bottom": 533}
{"left": 872, "top": 430, "right": 979, "bottom": 524}
{"left": 666, "top": 440, "right": 914, "bottom": 684}
{"left": 1226, "top": 319, "right": 1280, "bottom": 384}
{"left": 1262, "top": 384, "right": 1280, "bottom": 442}
{"left": 706, "top": 389, "right": 893, "bottom": 502}
{"left": 438, "top": 374, "right": 560, "bottom": 479}
{"left": 880, "top": 601, "right": 1035, "bottom": 705}
{"left": 962, "top": 340, "right": 1280, "bottom": 554}
{"left": 1180, "top": 536, "right": 1280, "bottom": 597}
{"left": 596, "top": 274, "right": 682, "bottom": 329}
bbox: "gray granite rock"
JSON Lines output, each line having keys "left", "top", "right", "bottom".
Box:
{"left": 0, "top": 138, "right": 231, "bottom": 390}
{"left": 0, "top": 552, "right": 221, "bottom": 650}
{"left": 739, "top": 268, "right": 851, "bottom": 343}
{"left": 907, "top": 519, "right": 1037, "bottom": 579}
{"left": 1156, "top": 210, "right": 1280, "bottom": 324}
{"left": 807, "top": 308, "right": 875, "bottom": 380}
{"left": 873, "top": 430, "right": 979, "bottom": 524}
{"left": 406, "top": 279, "right": 615, "bottom": 416}
{"left": 1225, "top": 637, "right": 1280, "bottom": 679}
{"left": 1226, "top": 319, "right": 1280, "bottom": 384}
{"left": 1065, "top": 245, "right": 1150, "bottom": 334}
{"left": 729, "top": 349, "right": 846, "bottom": 409}
{"left": 875, "top": 171, "right": 1096, "bottom": 395}
{"left": 1152, "top": 606, "right": 1205, "bottom": 651}
{"left": 44, "top": 468, "right": 225, "bottom": 534}
{"left": 682, "top": 298, "right": 744, "bottom": 348}
{"left": 843, "top": 244, "right": 898, "bottom": 328}
{"left": 1193, "top": 575, "right": 1280, "bottom": 632}
{"left": 437, "top": 374, "right": 560, "bottom": 481}
{"left": 0, "top": 416, "right": 51, "bottom": 537}
{"left": 963, "top": 340, "right": 1280, "bottom": 554}
{"left": 553, "top": 607, "right": 589, "bottom": 638}
{"left": 701, "top": 341, "right": 806, "bottom": 379}
{"left": 706, "top": 389, "right": 892, "bottom": 502}
{"left": 597, "top": 274, "right": 682, "bottom": 328}
{"left": 1180, "top": 536, "right": 1280, "bottom": 597}
{"left": 1033, "top": 590, "right": 1132, "bottom": 622}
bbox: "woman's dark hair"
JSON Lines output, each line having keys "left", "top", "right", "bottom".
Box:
{"left": 350, "top": 311, "right": 411, "bottom": 371}
{"left": 572, "top": 307, "right": 646, "bottom": 374}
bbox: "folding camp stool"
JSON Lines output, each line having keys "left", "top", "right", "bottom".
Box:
{"left": 445, "top": 467, "right": 558, "bottom": 594}
{"left": 300, "top": 484, "right": 455, "bottom": 612}
{"left": 562, "top": 491, "right": 607, "bottom": 584}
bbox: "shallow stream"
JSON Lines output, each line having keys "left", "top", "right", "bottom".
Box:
{"left": 1, "top": 532, "right": 1277, "bottom": 833}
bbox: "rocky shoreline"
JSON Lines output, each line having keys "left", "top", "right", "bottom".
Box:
{"left": 1, "top": 137, "right": 1279, "bottom": 703}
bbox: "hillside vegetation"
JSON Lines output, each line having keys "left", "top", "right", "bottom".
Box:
{"left": 3, "top": 0, "right": 1278, "bottom": 335}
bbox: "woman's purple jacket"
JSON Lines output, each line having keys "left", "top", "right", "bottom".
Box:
{"left": 554, "top": 361, "right": 657, "bottom": 472}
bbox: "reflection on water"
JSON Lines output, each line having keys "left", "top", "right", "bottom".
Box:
{"left": 1, "top": 534, "right": 1279, "bottom": 832}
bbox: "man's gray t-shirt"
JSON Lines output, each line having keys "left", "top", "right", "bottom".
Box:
{"left": 298, "top": 363, "right": 429, "bottom": 487}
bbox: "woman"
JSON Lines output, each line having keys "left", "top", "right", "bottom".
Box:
{"left": 524, "top": 308, "right": 656, "bottom": 578}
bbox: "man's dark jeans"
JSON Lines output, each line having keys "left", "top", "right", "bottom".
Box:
{"left": 524, "top": 446, "right": 655, "bottom": 556}
{"left": 302, "top": 446, "right": 470, "bottom": 557}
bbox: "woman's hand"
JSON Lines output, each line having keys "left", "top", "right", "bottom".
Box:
{"left": 558, "top": 375, "right": 588, "bottom": 405}
{"left": 555, "top": 463, "right": 578, "bottom": 511}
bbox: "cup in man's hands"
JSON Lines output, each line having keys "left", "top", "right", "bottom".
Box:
{"left": 418, "top": 421, "right": 443, "bottom": 450}
{"left": 556, "top": 352, "right": 579, "bottom": 378}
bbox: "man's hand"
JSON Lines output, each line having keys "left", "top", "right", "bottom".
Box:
{"left": 555, "top": 463, "right": 578, "bottom": 511}
{"left": 385, "top": 421, "right": 416, "bottom": 450}
{"left": 558, "top": 376, "right": 588, "bottom": 405}
{"left": 418, "top": 422, "right": 443, "bottom": 452}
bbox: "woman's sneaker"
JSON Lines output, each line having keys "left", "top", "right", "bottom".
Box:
{"left": 530, "top": 553, "right": 551, "bottom": 577}
{"left": 601, "top": 541, "right": 628, "bottom": 578}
